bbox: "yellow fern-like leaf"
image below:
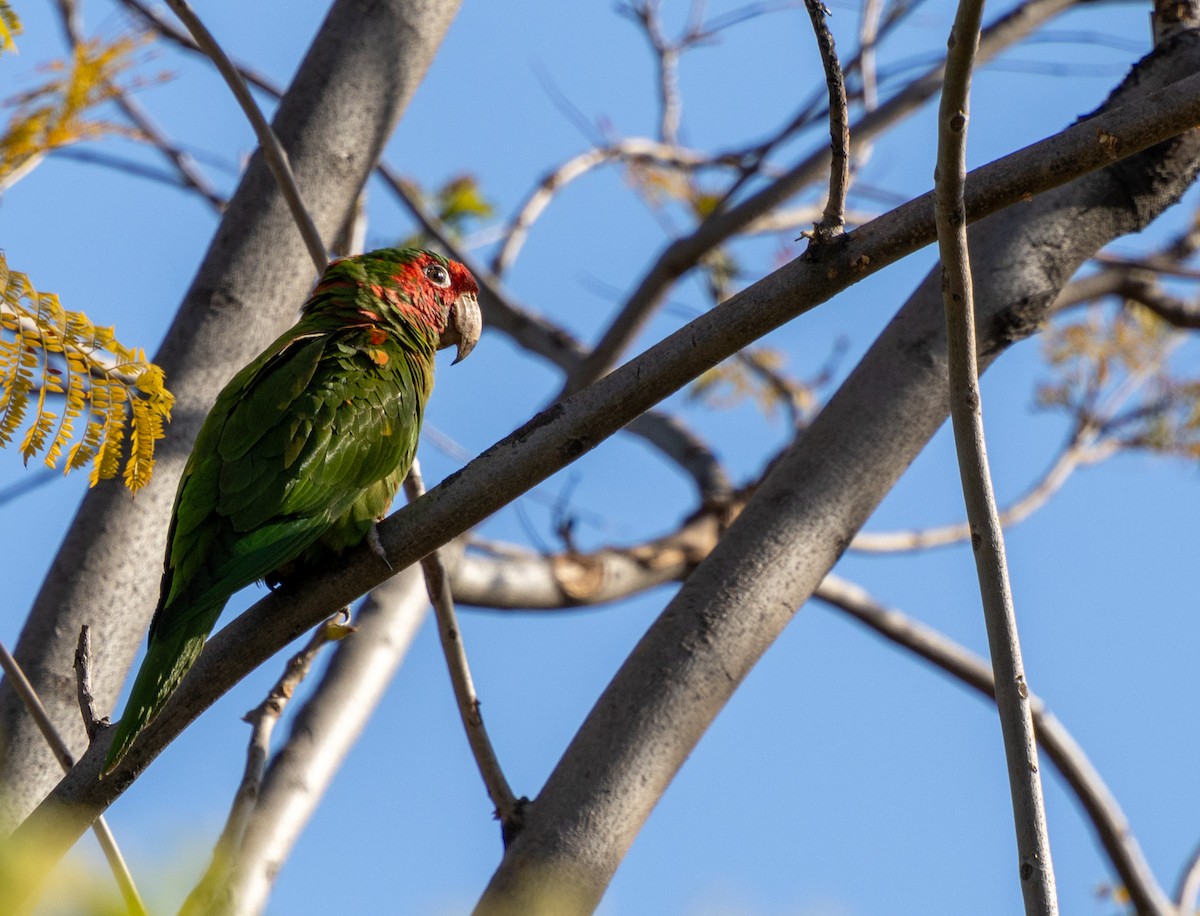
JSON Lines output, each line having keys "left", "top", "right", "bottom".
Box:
{"left": 0, "top": 252, "right": 174, "bottom": 491}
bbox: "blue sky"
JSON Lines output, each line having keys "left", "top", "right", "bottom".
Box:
{"left": 3, "top": 1, "right": 1198, "bottom": 914}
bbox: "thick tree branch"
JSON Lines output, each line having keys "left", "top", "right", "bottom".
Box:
{"left": 8, "top": 48, "right": 1200, "bottom": 902}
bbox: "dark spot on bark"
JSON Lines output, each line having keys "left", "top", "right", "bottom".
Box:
{"left": 970, "top": 529, "right": 982, "bottom": 551}
{"left": 1020, "top": 862, "right": 1033, "bottom": 881}
{"left": 560, "top": 437, "right": 587, "bottom": 461}
{"left": 834, "top": 534, "right": 852, "bottom": 561}
{"left": 950, "top": 113, "right": 966, "bottom": 132}
{"left": 511, "top": 404, "right": 564, "bottom": 444}
{"left": 989, "top": 292, "right": 1051, "bottom": 351}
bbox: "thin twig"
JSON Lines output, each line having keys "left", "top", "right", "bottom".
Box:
{"left": 1176, "top": 839, "right": 1200, "bottom": 913}
{"left": 802, "top": 0, "right": 850, "bottom": 242}
{"left": 858, "top": 0, "right": 883, "bottom": 113}
{"left": 403, "top": 460, "right": 522, "bottom": 838}
{"left": 853, "top": 339, "right": 1176, "bottom": 554}
{"left": 118, "top": 0, "right": 283, "bottom": 95}
{"left": 814, "top": 576, "right": 1176, "bottom": 916}
{"left": 0, "top": 641, "right": 146, "bottom": 915}
{"left": 934, "top": 0, "right": 1057, "bottom": 910}
{"left": 490, "top": 139, "right": 726, "bottom": 277}
{"left": 53, "top": 2, "right": 225, "bottom": 211}
{"left": 181, "top": 610, "right": 355, "bottom": 915}
{"left": 559, "top": 0, "right": 1078, "bottom": 397}
{"left": 162, "top": 0, "right": 327, "bottom": 271}
{"left": 73, "top": 626, "right": 101, "bottom": 740}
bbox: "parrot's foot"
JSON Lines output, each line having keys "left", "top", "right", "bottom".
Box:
{"left": 367, "top": 524, "right": 392, "bottom": 570}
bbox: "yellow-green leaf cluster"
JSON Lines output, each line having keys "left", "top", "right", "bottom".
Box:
{"left": 401, "top": 174, "right": 495, "bottom": 248}
{"left": 0, "top": 35, "right": 141, "bottom": 188}
{"left": 691, "top": 346, "right": 817, "bottom": 420}
{"left": 0, "top": 2, "right": 20, "bottom": 56}
{"left": 0, "top": 252, "right": 174, "bottom": 492}
{"left": 1039, "top": 302, "right": 1200, "bottom": 460}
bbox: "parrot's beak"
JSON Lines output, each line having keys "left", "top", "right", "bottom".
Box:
{"left": 442, "top": 291, "right": 482, "bottom": 364}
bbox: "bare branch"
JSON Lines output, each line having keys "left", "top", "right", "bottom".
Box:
{"left": 219, "top": 569, "right": 429, "bottom": 913}
{"left": 490, "top": 140, "right": 727, "bottom": 277}
{"left": 72, "top": 627, "right": 100, "bottom": 741}
{"left": 934, "top": 0, "right": 1057, "bottom": 906}
{"left": 118, "top": 0, "right": 282, "bottom": 95}
{"left": 182, "top": 611, "right": 353, "bottom": 916}
{"left": 404, "top": 462, "right": 522, "bottom": 834}
{"left": 162, "top": 0, "right": 327, "bottom": 270}
{"left": 560, "top": 0, "right": 1080, "bottom": 397}
{"left": 814, "top": 576, "right": 1177, "bottom": 916}
{"left": 857, "top": 0, "right": 884, "bottom": 113}
{"left": 1176, "top": 839, "right": 1200, "bottom": 913}
{"left": 802, "top": 0, "right": 850, "bottom": 242}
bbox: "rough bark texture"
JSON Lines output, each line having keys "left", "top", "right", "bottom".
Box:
{"left": 473, "top": 30, "right": 1200, "bottom": 914}
{"left": 0, "top": 0, "right": 463, "bottom": 833}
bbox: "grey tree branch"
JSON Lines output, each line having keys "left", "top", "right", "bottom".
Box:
{"left": 8, "top": 47, "right": 1200, "bottom": 904}
{"left": 0, "top": 642, "right": 145, "bottom": 916}
{"left": 162, "top": 0, "right": 327, "bottom": 270}
{"left": 181, "top": 611, "right": 353, "bottom": 916}
{"left": 0, "top": 0, "right": 463, "bottom": 837}
{"left": 220, "top": 570, "right": 430, "bottom": 915}
{"left": 489, "top": 140, "right": 726, "bottom": 278}
{"left": 934, "top": 0, "right": 1057, "bottom": 906}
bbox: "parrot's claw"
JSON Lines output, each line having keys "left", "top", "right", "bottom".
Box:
{"left": 367, "top": 524, "right": 392, "bottom": 570}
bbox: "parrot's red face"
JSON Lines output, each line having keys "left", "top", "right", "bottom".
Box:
{"left": 382, "top": 251, "right": 482, "bottom": 364}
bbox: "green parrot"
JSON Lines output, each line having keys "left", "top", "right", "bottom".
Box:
{"left": 103, "top": 248, "right": 481, "bottom": 775}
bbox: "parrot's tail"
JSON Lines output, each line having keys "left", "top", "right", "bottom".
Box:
{"left": 101, "top": 624, "right": 210, "bottom": 777}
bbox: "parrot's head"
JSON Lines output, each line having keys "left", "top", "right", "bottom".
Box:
{"left": 414, "top": 251, "right": 481, "bottom": 365}
{"left": 313, "top": 247, "right": 482, "bottom": 362}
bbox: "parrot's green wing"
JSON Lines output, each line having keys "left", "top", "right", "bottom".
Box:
{"left": 104, "top": 328, "right": 426, "bottom": 773}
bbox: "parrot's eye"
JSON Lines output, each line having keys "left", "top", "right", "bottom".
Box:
{"left": 423, "top": 264, "right": 452, "bottom": 288}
